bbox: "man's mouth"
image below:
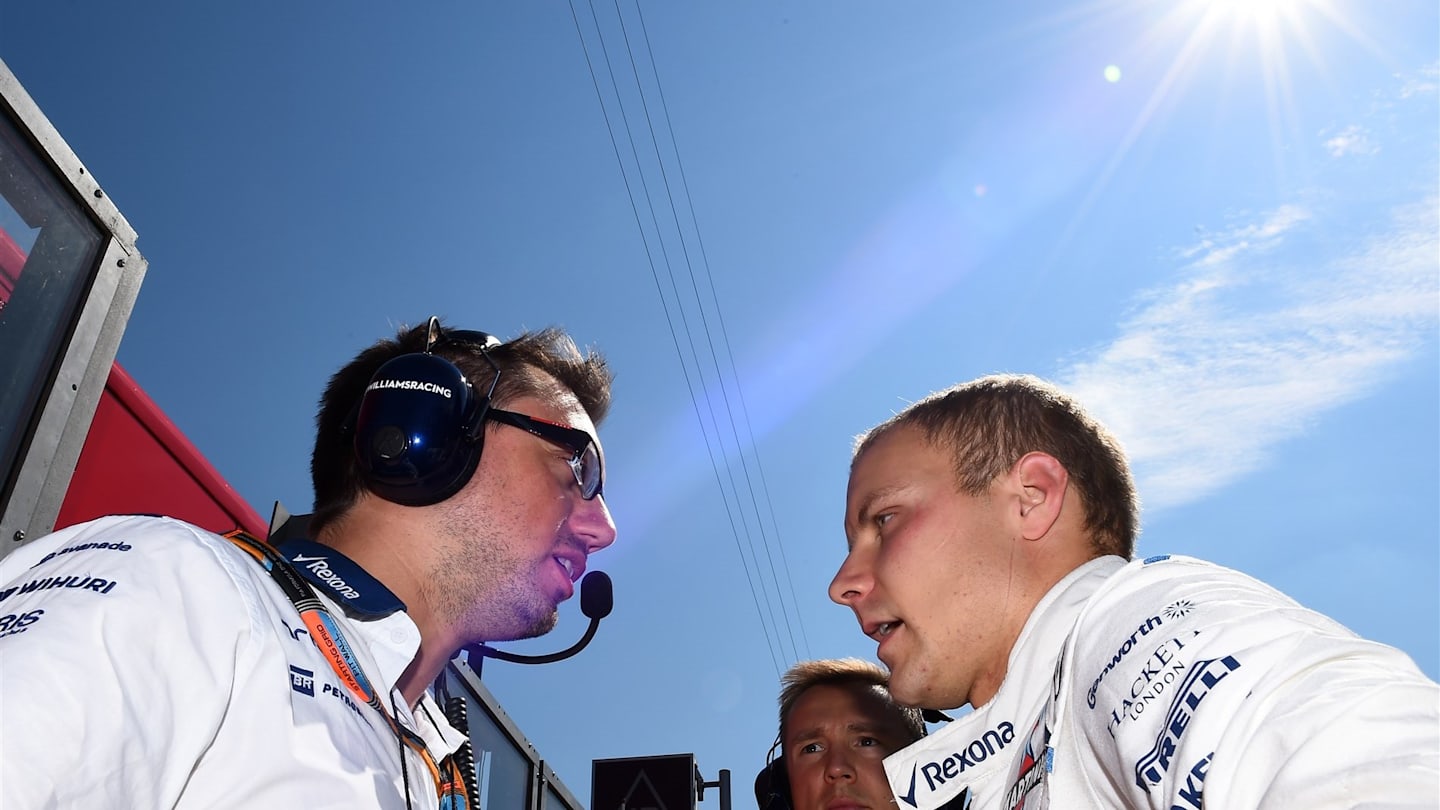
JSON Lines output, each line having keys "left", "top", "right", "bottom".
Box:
{"left": 553, "top": 551, "right": 585, "bottom": 583}
{"left": 825, "top": 791, "right": 869, "bottom": 810}
{"left": 866, "top": 619, "right": 902, "bottom": 641}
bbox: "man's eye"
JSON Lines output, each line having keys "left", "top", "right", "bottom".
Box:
{"left": 800, "top": 742, "right": 822, "bottom": 755}
{"left": 875, "top": 512, "right": 894, "bottom": 528}
{"left": 858, "top": 736, "right": 879, "bottom": 747}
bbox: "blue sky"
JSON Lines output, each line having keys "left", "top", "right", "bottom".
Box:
{"left": 3, "top": 0, "right": 1436, "bottom": 805}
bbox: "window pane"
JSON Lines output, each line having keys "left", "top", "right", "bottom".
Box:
{"left": 0, "top": 108, "right": 105, "bottom": 497}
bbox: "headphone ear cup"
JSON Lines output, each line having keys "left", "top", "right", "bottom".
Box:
{"left": 354, "top": 352, "right": 484, "bottom": 506}
{"left": 754, "top": 755, "right": 792, "bottom": 810}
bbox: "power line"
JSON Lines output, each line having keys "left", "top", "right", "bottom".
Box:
{"left": 567, "top": 0, "right": 813, "bottom": 673}
{"left": 630, "top": 1, "right": 813, "bottom": 662}
{"left": 604, "top": 0, "right": 806, "bottom": 665}
{"left": 565, "top": 0, "right": 793, "bottom": 676}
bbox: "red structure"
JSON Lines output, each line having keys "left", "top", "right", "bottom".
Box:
{"left": 55, "top": 362, "right": 266, "bottom": 537}
{"left": 0, "top": 226, "right": 22, "bottom": 304}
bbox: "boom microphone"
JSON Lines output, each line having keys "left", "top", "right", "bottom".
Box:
{"left": 580, "top": 567, "right": 613, "bottom": 620}
{"left": 466, "top": 570, "right": 612, "bottom": 666}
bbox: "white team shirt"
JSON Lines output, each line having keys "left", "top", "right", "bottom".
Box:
{"left": 884, "top": 555, "right": 1440, "bottom": 809}
{"left": 0, "top": 514, "right": 467, "bottom": 808}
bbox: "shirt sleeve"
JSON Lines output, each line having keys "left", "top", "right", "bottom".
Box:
{"left": 0, "top": 515, "right": 261, "bottom": 808}
{"left": 1069, "top": 556, "right": 1440, "bottom": 810}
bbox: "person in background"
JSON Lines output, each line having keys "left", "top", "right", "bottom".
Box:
{"left": 830, "top": 373, "right": 1440, "bottom": 809}
{"left": 0, "top": 316, "right": 618, "bottom": 808}
{"left": 756, "top": 658, "right": 924, "bottom": 810}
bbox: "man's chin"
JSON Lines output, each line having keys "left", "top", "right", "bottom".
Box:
{"left": 500, "top": 608, "right": 559, "bottom": 642}
{"left": 890, "top": 674, "right": 968, "bottom": 714}
{"left": 470, "top": 603, "right": 558, "bottom": 645}
{"left": 886, "top": 668, "right": 929, "bottom": 708}
{"left": 521, "top": 610, "right": 559, "bottom": 639}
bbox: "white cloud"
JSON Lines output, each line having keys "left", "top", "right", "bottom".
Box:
{"left": 1180, "top": 205, "right": 1310, "bottom": 266}
{"left": 1324, "top": 124, "right": 1379, "bottom": 158}
{"left": 1398, "top": 62, "right": 1438, "bottom": 99}
{"left": 1061, "top": 196, "right": 1439, "bottom": 512}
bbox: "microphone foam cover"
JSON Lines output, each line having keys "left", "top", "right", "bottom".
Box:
{"left": 579, "top": 570, "right": 613, "bottom": 620}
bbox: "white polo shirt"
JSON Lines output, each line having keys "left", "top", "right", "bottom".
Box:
{"left": 0, "top": 514, "right": 467, "bottom": 808}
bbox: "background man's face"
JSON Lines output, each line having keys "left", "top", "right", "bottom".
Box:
{"left": 783, "top": 682, "right": 915, "bottom": 810}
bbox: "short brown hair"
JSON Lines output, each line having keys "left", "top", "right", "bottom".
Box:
{"left": 309, "top": 319, "right": 613, "bottom": 534}
{"left": 778, "top": 658, "right": 924, "bottom": 743}
{"left": 855, "top": 374, "right": 1137, "bottom": 558}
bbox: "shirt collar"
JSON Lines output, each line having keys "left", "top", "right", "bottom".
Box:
{"left": 277, "top": 538, "right": 406, "bottom": 618}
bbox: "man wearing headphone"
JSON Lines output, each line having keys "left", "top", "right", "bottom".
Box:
{"left": 756, "top": 658, "right": 926, "bottom": 810}
{"left": 0, "top": 317, "right": 617, "bottom": 808}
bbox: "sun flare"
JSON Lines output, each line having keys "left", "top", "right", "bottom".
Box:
{"left": 1199, "top": 0, "right": 1314, "bottom": 25}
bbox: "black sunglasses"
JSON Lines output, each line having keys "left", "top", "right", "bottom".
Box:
{"left": 424, "top": 320, "right": 604, "bottom": 500}
{"left": 486, "top": 407, "right": 604, "bottom": 500}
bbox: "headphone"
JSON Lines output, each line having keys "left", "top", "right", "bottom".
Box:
{"left": 754, "top": 736, "right": 792, "bottom": 810}
{"left": 352, "top": 317, "right": 503, "bottom": 506}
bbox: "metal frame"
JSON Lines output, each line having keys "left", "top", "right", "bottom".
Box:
{"left": 443, "top": 656, "right": 585, "bottom": 810}
{"left": 0, "top": 56, "right": 147, "bottom": 552}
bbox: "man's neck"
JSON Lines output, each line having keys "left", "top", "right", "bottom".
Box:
{"left": 316, "top": 508, "right": 458, "bottom": 709}
{"left": 396, "top": 640, "right": 456, "bottom": 707}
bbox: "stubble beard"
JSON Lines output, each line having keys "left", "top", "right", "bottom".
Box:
{"left": 430, "top": 507, "right": 559, "bottom": 645}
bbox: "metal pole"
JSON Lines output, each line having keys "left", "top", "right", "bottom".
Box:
{"left": 698, "top": 768, "right": 732, "bottom": 810}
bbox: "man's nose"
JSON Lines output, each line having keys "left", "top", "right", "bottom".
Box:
{"left": 828, "top": 549, "right": 872, "bottom": 607}
{"left": 823, "top": 748, "right": 856, "bottom": 782}
{"left": 573, "top": 493, "right": 617, "bottom": 554}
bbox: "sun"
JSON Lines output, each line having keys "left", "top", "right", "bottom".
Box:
{"left": 1199, "top": 0, "right": 1315, "bottom": 26}
{"left": 1176, "top": 0, "right": 1368, "bottom": 68}
{"left": 1039, "top": 0, "right": 1371, "bottom": 254}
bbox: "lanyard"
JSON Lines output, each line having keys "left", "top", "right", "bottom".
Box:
{"left": 225, "top": 530, "right": 472, "bottom": 809}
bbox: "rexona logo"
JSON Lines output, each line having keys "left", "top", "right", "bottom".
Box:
{"left": 291, "top": 555, "right": 362, "bottom": 600}
{"left": 898, "top": 766, "right": 973, "bottom": 810}
{"left": 365, "top": 379, "right": 452, "bottom": 398}
{"left": 901, "top": 722, "right": 1015, "bottom": 806}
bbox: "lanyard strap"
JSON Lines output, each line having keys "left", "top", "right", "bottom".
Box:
{"left": 225, "top": 530, "right": 471, "bottom": 809}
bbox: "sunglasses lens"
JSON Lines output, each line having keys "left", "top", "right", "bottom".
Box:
{"left": 579, "top": 443, "right": 603, "bottom": 499}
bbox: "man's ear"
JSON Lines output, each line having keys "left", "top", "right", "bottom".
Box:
{"left": 1012, "top": 452, "right": 1068, "bottom": 541}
